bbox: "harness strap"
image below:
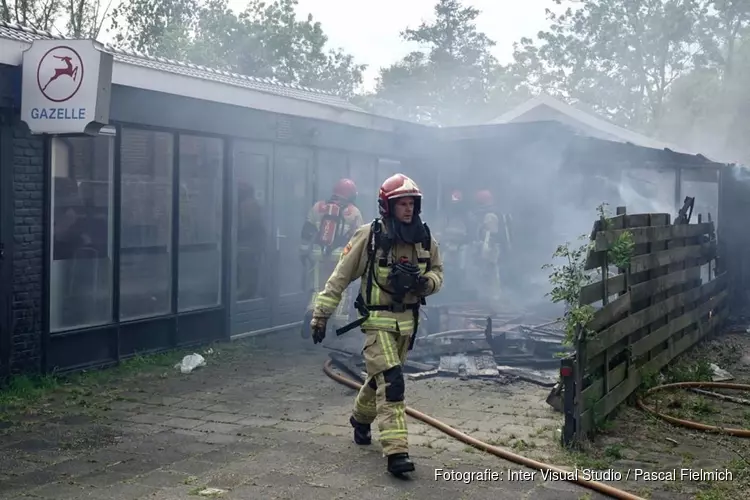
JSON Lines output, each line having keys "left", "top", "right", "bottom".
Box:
{"left": 367, "top": 303, "right": 420, "bottom": 312}
{"left": 335, "top": 218, "right": 431, "bottom": 341}
{"left": 334, "top": 295, "right": 422, "bottom": 336}
{"left": 336, "top": 221, "right": 379, "bottom": 336}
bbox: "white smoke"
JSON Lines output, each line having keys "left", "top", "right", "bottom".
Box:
{"left": 617, "top": 169, "right": 677, "bottom": 215}
{"left": 730, "top": 164, "right": 750, "bottom": 183}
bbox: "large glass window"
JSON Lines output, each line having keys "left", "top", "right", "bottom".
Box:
{"left": 178, "top": 135, "right": 224, "bottom": 311}
{"left": 233, "top": 141, "right": 269, "bottom": 302}
{"left": 50, "top": 135, "right": 114, "bottom": 332}
{"left": 119, "top": 129, "right": 174, "bottom": 320}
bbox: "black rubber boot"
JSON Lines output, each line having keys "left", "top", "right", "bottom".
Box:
{"left": 350, "top": 416, "right": 371, "bottom": 445}
{"left": 387, "top": 452, "right": 415, "bottom": 476}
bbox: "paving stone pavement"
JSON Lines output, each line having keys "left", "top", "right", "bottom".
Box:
{"left": 0, "top": 330, "right": 614, "bottom": 499}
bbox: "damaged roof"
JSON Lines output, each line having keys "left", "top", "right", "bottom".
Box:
{"left": 0, "top": 21, "right": 367, "bottom": 113}
{"left": 489, "top": 93, "right": 705, "bottom": 158}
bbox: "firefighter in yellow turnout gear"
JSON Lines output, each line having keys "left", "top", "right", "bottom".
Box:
{"left": 439, "top": 189, "right": 469, "bottom": 294}
{"left": 309, "top": 174, "right": 443, "bottom": 476}
{"left": 300, "top": 179, "right": 363, "bottom": 338}
{"left": 471, "top": 189, "right": 510, "bottom": 304}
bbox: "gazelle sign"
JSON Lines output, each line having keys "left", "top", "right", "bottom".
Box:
{"left": 21, "top": 39, "right": 113, "bottom": 135}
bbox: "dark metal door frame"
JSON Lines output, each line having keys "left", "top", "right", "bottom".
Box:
{"left": 0, "top": 121, "right": 13, "bottom": 378}
{"left": 228, "top": 139, "right": 274, "bottom": 336}
{"left": 270, "top": 144, "right": 313, "bottom": 327}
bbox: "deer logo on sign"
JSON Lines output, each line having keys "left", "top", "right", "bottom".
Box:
{"left": 36, "top": 46, "right": 84, "bottom": 103}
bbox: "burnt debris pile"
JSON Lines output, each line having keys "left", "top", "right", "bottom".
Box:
{"left": 325, "top": 302, "right": 572, "bottom": 388}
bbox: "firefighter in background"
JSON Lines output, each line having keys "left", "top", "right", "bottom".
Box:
{"left": 300, "top": 179, "right": 364, "bottom": 338}
{"left": 471, "top": 189, "right": 512, "bottom": 302}
{"left": 309, "top": 173, "right": 443, "bottom": 476}
{"left": 439, "top": 190, "right": 469, "bottom": 292}
{"left": 236, "top": 183, "right": 266, "bottom": 301}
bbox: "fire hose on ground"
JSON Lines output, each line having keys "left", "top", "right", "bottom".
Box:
{"left": 636, "top": 381, "right": 750, "bottom": 437}
{"left": 323, "top": 359, "right": 646, "bottom": 500}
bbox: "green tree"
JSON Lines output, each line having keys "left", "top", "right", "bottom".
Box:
{"left": 512, "top": 0, "right": 706, "bottom": 133}
{"left": 1, "top": 0, "right": 108, "bottom": 38}
{"left": 484, "top": 62, "right": 537, "bottom": 118}
{"left": 66, "top": 0, "right": 113, "bottom": 38}
{"left": 659, "top": 28, "right": 750, "bottom": 161}
{"left": 232, "top": 0, "right": 366, "bottom": 97}
{"left": 109, "top": 0, "right": 365, "bottom": 98}
{"left": 1, "top": 0, "right": 62, "bottom": 31}
{"left": 109, "top": 0, "right": 198, "bottom": 59}
{"left": 695, "top": 0, "right": 750, "bottom": 76}
{"left": 655, "top": 1, "right": 750, "bottom": 161}
{"left": 374, "top": 0, "right": 501, "bottom": 125}
{"left": 182, "top": 0, "right": 246, "bottom": 70}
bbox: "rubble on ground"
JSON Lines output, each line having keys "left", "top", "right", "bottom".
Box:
{"left": 324, "top": 303, "right": 569, "bottom": 393}
{"left": 710, "top": 363, "right": 733, "bottom": 381}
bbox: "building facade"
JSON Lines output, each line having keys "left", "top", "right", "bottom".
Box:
{"left": 0, "top": 22, "right": 440, "bottom": 376}
{"left": 0, "top": 22, "right": 727, "bottom": 379}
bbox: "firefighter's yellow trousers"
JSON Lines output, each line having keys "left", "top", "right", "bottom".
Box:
{"left": 352, "top": 329, "right": 411, "bottom": 455}
{"left": 469, "top": 241, "right": 502, "bottom": 302}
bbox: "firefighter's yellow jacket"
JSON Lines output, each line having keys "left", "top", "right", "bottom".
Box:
{"left": 313, "top": 219, "right": 443, "bottom": 335}
{"left": 477, "top": 211, "right": 500, "bottom": 262}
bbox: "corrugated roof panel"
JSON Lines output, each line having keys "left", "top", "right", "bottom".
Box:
{"left": 0, "top": 21, "right": 366, "bottom": 113}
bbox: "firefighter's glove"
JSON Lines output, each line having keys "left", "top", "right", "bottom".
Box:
{"left": 414, "top": 276, "right": 431, "bottom": 296}
{"left": 311, "top": 316, "right": 327, "bottom": 344}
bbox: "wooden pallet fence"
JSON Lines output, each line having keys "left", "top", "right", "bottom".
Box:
{"left": 561, "top": 207, "right": 727, "bottom": 446}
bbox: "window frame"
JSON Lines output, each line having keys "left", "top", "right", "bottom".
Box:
{"left": 118, "top": 126, "right": 176, "bottom": 321}
{"left": 176, "top": 133, "right": 225, "bottom": 312}
{"left": 48, "top": 131, "right": 116, "bottom": 333}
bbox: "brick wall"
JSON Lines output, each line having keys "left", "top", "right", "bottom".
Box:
{"left": 10, "top": 123, "right": 44, "bottom": 374}
{"left": 0, "top": 64, "right": 44, "bottom": 375}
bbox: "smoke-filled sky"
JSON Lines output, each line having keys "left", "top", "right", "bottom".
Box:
{"left": 227, "top": 0, "right": 554, "bottom": 91}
